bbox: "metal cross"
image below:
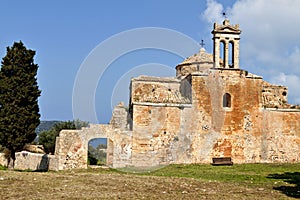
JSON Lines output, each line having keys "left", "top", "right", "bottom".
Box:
{"left": 200, "top": 40, "right": 205, "bottom": 48}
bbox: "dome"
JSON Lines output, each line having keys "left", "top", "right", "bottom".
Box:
{"left": 180, "top": 48, "right": 213, "bottom": 65}
{"left": 176, "top": 48, "right": 214, "bottom": 77}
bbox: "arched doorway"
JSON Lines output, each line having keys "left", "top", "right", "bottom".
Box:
{"left": 88, "top": 138, "right": 108, "bottom": 166}
{"left": 87, "top": 137, "right": 114, "bottom": 167}
{"left": 87, "top": 138, "right": 113, "bottom": 166}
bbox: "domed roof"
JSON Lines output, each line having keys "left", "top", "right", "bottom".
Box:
{"left": 178, "top": 48, "right": 213, "bottom": 66}
{"left": 176, "top": 48, "right": 214, "bottom": 77}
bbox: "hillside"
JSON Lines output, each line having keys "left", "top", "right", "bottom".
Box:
{"left": 35, "top": 120, "right": 61, "bottom": 134}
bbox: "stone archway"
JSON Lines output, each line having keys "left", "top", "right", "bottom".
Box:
{"left": 87, "top": 138, "right": 114, "bottom": 167}
{"left": 54, "top": 124, "right": 132, "bottom": 170}
{"left": 88, "top": 138, "right": 108, "bottom": 166}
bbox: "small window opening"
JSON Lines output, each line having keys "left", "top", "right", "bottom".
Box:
{"left": 220, "top": 41, "right": 225, "bottom": 67}
{"left": 282, "top": 91, "right": 287, "bottom": 96}
{"left": 223, "top": 93, "right": 231, "bottom": 108}
{"left": 229, "top": 41, "right": 234, "bottom": 68}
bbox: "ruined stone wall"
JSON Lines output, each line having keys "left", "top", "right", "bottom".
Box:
{"left": 55, "top": 124, "right": 133, "bottom": 170}
{"left": 0, "top": 151, "right": 57, "bottom": 171}
{"left": 262, "top": 81, "right": 288, "bottom": 108}
{"left": 55, "top": 129, "right": 87, "bottom": 170}
{"left": 131, "top": 76, "right": 190, "bottom": 104}
{"left": 53, "top": 104, "right": 134, "bottom": 170}
{"left": 110, "top": 102, "right": 130, "bottom": 130}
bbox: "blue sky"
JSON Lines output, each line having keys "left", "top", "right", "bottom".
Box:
{"left": 1, "top": 0, "right": 299, "bottom": 123}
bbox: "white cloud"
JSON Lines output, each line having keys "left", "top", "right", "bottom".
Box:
{"left": 202, "top": 0, "right": 224, "bottom": 24}
{"left": 228, "top": 0, "right": 300, "bottom": 57}
{"left": 202, "top": 0, "right": 300, "bottom": 104}
{"left": 271, "top": 73, "right": 287, "bottom": 84}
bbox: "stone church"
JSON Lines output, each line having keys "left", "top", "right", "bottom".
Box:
{"left": 54, "top": 20, "right": 300, "bottom": 170}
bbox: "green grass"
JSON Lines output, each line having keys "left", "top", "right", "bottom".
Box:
{"left": 0, "top": 165, "right": 7, "bottom": 170}
{"left": 96, "top": 163, "right": 300, "bottom": 198}
{"left": 145, "top": 163, "right": 300, "bottom": 185}
{"left": 1, "top": 163, "right": 300, "bottom": 199}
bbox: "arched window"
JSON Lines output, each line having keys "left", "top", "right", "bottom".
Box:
{"left": 223, "top": 93, "right": 231, "bottom": 108}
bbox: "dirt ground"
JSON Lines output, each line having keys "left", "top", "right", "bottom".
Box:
{"left": 0, "top": 169, "right": 294, "bottom": 200}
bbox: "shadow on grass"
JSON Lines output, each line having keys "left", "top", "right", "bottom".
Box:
{"left": 267, "top": 172, "right": 300, "bottom": 198}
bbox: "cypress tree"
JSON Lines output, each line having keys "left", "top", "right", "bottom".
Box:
{"left": 0, "top": 41, "right": 41, "bottom": 169}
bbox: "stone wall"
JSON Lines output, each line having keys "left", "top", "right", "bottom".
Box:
{"left": 261, "top": 109, "right": 300, "bottom": 162}
{"left": 128, "top": 104, "right": 300, "bottom": 166}
{"left": 131, "top": 104, "right": 185, "bottom": 166}
{"left": 110, "top": 102, "right": 130, "bottom": 130}
{"left": 262, "top": 81, "right": 289, "bottom": 108}
{"left": 48, "top": 69, "right": 300, "bottom": 170}
{"left": 55, "top": 123, "right": 133, "bottom": 170}
{"left": 0, "top": 151, "right": 57, "bottom": 171}
{"left": 126, "top": 68, "right": 300, "bottom": 167}
{"left": 42, "top": 68, "right": 300, "bottom": 170}
{"left": 131, "top": 76, "right": 190, "bottom": 104}
{"left": 0, "top": 153, "right": 6, "bottom": 167}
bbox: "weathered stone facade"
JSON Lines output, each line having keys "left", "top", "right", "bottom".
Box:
{"left": 53, "top": 19, "right": 300, "bottom": 170}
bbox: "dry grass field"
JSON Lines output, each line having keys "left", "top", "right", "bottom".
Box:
{"left": 0, "top": 163, "right": 299, "bottom": 199}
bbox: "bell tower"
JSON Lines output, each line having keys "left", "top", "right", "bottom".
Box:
{"left": 212, "top": 19, "right": 241, "bottom": 69}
